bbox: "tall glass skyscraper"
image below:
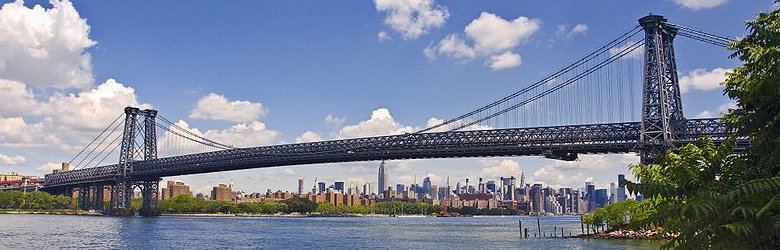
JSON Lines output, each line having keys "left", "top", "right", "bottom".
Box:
{"left": 378, "top": 160, "right": 387, "bottom": 197}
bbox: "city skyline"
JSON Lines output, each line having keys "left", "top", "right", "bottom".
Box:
{"left": 0, "top": 0, "right": 767, "bottom": 194}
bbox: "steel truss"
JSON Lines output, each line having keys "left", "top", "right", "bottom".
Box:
{"left": 45, "top": 118, "right": 736, "bottom": 188}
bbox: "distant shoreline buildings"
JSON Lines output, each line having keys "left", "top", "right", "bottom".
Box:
{"left": 154, "top": 162, "right": 630, "bottom": 215}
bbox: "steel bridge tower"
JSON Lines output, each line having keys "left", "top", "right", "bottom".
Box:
{"left": 110, "top": 107, "right": 160, "bottom": 215}
{"left": 639, "top": 15, "right": 685, "bottom": 164}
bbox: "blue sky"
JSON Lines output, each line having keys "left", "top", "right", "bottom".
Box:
{"left": 0, "top": 0, "right": 772, "bottom": 194}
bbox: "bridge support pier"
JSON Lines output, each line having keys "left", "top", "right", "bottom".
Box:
{"left": 137, "top": 179, "right": 161, "bottom": 216}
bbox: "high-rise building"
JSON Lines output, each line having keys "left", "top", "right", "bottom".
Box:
{"left": 334, "top": 181, "right": 345, "bottom": 193}
{"left": 530, "top": 184, "right": 543, "bottom": 213}
{"left": 318, "top": 182, "right": 326, "bottom": 194}
{"left": 477, "top": 178, "right": 485, "bottom": 194}
{"left": 161, "top": 180, "right": 192, "bottom": 200}
{"left": 362, "top": 182, "right": 371, "bottom": 196}
{"left": 609, "top": 182, "right": 617, "bottom": 204}
{"left": 595, "top": 189, "right": 608, "bottom": 209}
{"left": 396, "top": 184, "right": 405, "bottom": 194}
{"left": 430, "top": 185, "right": 438, "bottom": 200}
{"left": 211, "top": 184, "right": 235, "bottom": 201}
{"left": 298, "top": 178, "right": 305, "bottom": 194}
{"left": 617, "top": 174, "right": 627, "bottom": 202}
{"left": 422, "top": 177, "right": 432, "bottom": 195}
{"left": 486, "top": 180, "right": 496, "bottom": 193}
{"left": 378, "top": 160, "right": 387, "bottom": 197}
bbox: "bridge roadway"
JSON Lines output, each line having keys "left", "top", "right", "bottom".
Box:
{"left": 44, "top": 118, "right": 731, "bottom": 187}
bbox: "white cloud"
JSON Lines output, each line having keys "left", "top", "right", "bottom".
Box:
{"left": 281, "top": 168, "right": 296, "bottom": 176}
{"left": 488, "top": 51, "right": 521, "bottom": 70}
{"left": 479, "top": 159, "right": 522, "bottom": 180}
{"left": 679, "top": 68, "right": 730, "bottom": 93}
{"left": 374, "top": 0, "right": 449, "bottom": 40}
{"left": 44, "top": 79, "right": 150, "bottom": 130}
{"left": 427, "top": 12, "right": 540, "bottom": 71}
{"left": 324, "top": 114, "right": 345, "bottom": 127}
{"left": 425, "top": 117, "right": 492, "bottom": 132}
{"left": 695, "top": 110, "right": 714, "bottom": 118}
{"left": 337, "top": 108, "right": 415, "bottom": 138}
{"left": 465, "top": 12, "right": 540, "bottom": 54}
{"left": 556, "top": 24, "right": 588, "bottom": 39}
{"left": 0, "top": 152, "right": 25, "bottom": 165}
{"left": 695, "top": 101, "right": 736, "bottom": 118}
{"left": 672, "top": 0, "right": 728, "bottom": 10}
{"left": 189, "top": 93, "right": 268, "bottom": 123}
{"left": 377, "top": 31, "right": 392, "bottom": 42}
{"left": 37, "top": 161, "right": 61, "bottom": 171}
{"left": 0, "top": 116, "right": 59, "bottom": 146}
{"left": 296, "top": 131, "right": 322, "bottom": 143}
{"left": 531, "top": 154, "right": 638, "bottom": 188}
{"left": 609, "top": 42, "right": 643, "bottom": 59}
{"left": 0, "top": 79, "right": 39, "bottom": 116}
{"left": 435, "top": 34, "right": 476, "bottom": 60}
{"left": 158, "top": 119, "right": 280, "bottom": 155}
{"left": 0, "top": 0, "right": 96, "bottom": 89}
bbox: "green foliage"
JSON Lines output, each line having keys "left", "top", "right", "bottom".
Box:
{"left": 280, "top": 197, "right": 317, "bottom": 213}
{"left": 0, "top": 190, "right": 72, "bottom": 210}
{"left": 370, "top": 201, "right": 440, "bottom": 215}
{"left": 724, "top": 1, "right": 780, "bottom": 179}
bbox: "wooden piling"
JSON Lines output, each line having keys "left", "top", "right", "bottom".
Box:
{"left": 524, "top": 228, "right": 528, "bottom": 238}
{"left": 580, "top": 214, "right": 585, "bottom": 234}
{"left": 537, "top": 217, "right": 541, "bottom": 237}
{"left": 554, "top": 226, "right": 557, "bottom": 237}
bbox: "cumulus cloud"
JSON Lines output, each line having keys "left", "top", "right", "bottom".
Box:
{"left": 189, "top": 93, "right": 268, "bottom": 123}
{"left": 609, "top": 42, "right": 643, "bottom": 59}
{"left": 695, "top": 101, "right": 736, "bottom": 118}
{"left": 0, "top": 116, "right": 60, "bottom": 146}
{"left": 0, "top": 152, "right": 25, "bottom": 165}
{"left": 479, "top": 159, "right": 522, "bottom": 179}
{"left": 324, "top": 114, "right": 345, "bottom": 127}
{"left": 672, "top": 0, "right": 727, "bottom": 10}
{"left": 296, "top": 131, "right": 323, "bottom": 143}
{"left": 37, "top": 161, "right": 61, "bottom": 171}
{"left": 556, "top": 24, "right": 588, "bottom": 39}
{"left": 44, "top": 79, "right": 150, "bottom": 130}
{"left": 377, "top": 31, "right": 392, "bottom": 42}
{"left": 531, "top": 154, "right": 639, "bottom": 187}
{"left": 0, "top": 0, "right": 95, "bottom": 89}
{"left": 281, "top": 168, "right": 296, "bottom": 176}
{"left": 427, "top": 12, "right": 540, "bottom": 70}
{"left": 337, "top": 108, "right": 415, "bottom": 138}
{"left": 374, "top": 0, "right": 449, "bottom": 40}
{"left": 158, "top": 120, "right": 280, "bottom": 155}
{"left": 487, "top": 51, "right": 521, "bottom": 71}
{"left": 424, "top": 117, "right": 492, "bottom": 132}
{"left": 679, "top": 68, "right": 730, "bottom": 93}
{"left": 0, "top": 79, "right": 39, "bottom": 116}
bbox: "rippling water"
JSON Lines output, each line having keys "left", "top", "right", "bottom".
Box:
{"left": 0, "top": 214, "right": 658, "bottom": 249}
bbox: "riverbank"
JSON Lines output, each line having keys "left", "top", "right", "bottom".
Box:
{"left": 576, "top": 229, "right": 668, "bottom": 240}
{"left": 0, "top": 209, "right": 102, "bottom": 216}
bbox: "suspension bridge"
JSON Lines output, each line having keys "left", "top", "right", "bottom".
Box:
{"left": 42, "top": 15, "right": 748, "bottom": 215}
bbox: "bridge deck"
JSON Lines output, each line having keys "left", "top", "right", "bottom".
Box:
{"left": 44, "top": 119, "right": 732, "bottom": 187}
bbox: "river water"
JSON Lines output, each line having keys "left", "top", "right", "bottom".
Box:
{"left": 0, "top": 214, "right": 658, "bottom": 249}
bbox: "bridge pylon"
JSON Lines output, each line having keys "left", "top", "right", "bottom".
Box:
{"left": 638, "top": 15, "right": 685, "bottom": 164}
{"left": 108, "top": 107, "right": 161, "bottom": 216}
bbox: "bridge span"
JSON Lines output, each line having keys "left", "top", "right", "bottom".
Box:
{"left": 40, "top": 15, "right": 746, "bottom": 215}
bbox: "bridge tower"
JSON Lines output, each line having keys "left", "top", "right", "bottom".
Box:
{"left": 638, "top": 15, "right": 685, "bottom": 164}
{"left": 110, "top": 107, "right": 160, "bottom": 215}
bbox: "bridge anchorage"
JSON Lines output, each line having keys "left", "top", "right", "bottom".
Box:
{"left": 42, "top": 14, "right": 747, "bottom": 215}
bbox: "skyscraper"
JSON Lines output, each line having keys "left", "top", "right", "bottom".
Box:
{"left": 617, "top": 174, "right": 627, "bottom": 202}
{"left": 334, "top": 181, "right": 345, "bottom": 192}
{"left": 318, "top": 182, "right": 326, "bottom": 194}
{"left": 298, "top": 178, "right": 305, "bottom": 194}
{"left": 422, "top": 177, "right": 432, "bottom": 195}
{"left": 378, "top": 160, "right": 387, "bottom": 197}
